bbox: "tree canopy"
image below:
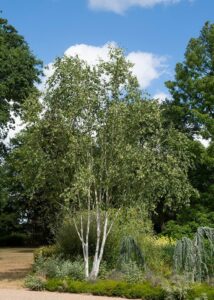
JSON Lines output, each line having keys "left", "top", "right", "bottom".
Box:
{"left": 0, "top": 16, "right": 42, "bottom": 244}
{"left": 165, "top": 22, "right": 214, "bottom": 140}
{"left": 0, "top": 16, "right": 42, "bottom": 147}
{"left": 3, "top": 48, "right": 196, "bottom": 243}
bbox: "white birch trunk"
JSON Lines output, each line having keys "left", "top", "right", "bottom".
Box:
{"left": 73, "top": 189, "right": 91, "bottom": 279}
{"left": 73, "top": 188, "right": 121, "bottom": 280}
{"left": 89, "top": 211, "right": 108, "bottom": 280}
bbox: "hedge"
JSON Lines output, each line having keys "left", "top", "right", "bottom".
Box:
{"left": 25, "top": 277, "right": 214, "bottom": 299}
{"left": 45, "top": 279, "right": 165, "bottom": 299}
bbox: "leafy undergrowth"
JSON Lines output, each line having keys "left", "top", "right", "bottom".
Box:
{"left": 45, "top": 279, "right": 165, "bottom": 299}
{"left": 25, "top": 276, "right": 214, "bottom": 300}
{"left": 187, "top": 283, "right": 214, "bottom": 300}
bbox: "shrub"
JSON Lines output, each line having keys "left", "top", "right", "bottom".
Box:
{"left": 138, "top": 235, "right": 175, "bottom": 277}
{"left": 162, "top": 275, "right": 191, "bottom": 300}
{"left": 25, "top": 275, "right": 46, "bottom": 291}
{"left": 55, "top": 217, "right": 83, "bottom": 258}
{"left": 58, "top": 260, "right": 85, "bottom": 280}
{"left": 33, "top": 256, "right": 60, "bottom": 278}
{"left": 33, "top": 256, "right": 85, "bottom": 280}
{"left": 120, "top": 261, "right": 144, "bottom": 283}
{"left": 55, "top": 207, "right": 152, "bottom": 267}
{"left": 188, "top": 283, "right": 214, "bottom": 300}
{"left": 44, "top": 279, "right": 165, "bottom": 299}
{"left": 118, "top": 235, "right": 144, "bottom": 267}
{"left": 34, "top": 245, "right": 59, "bottom": 261}
{"left": 173, "top": 227, "right": 214, "bottom": 283}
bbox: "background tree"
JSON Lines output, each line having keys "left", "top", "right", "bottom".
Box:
{"left": 0, "top": 16, "right": 42, "bottom": 145}
{"left": 162, "top": 22, "right": 214, "bottom": 237}
{"left": 5, "top": 47, "right": 195, "bottom": 252}
{"left": 0, "top": 16, "right": 42, "bottom": 244}
{"left": 165, "top": 22, "right": 214, "bottom": 139}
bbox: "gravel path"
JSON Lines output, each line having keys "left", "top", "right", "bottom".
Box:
{"left": 0, "top": 289, "right": 129, "bottom": 300}
{"left": 0, "top": 249, "right": 135, "bottom": 300}
{"left": 0, "top": 248, "right": 35, "bottom": 289}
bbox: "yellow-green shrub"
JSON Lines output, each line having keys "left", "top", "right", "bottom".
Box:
{"left": 138, "top": 235, "right": 176, "bottom": 276}
{"left": 34, "top": 245, "right": 59, "bottom": 262}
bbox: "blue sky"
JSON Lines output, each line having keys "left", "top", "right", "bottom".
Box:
{"left": 1, "top": 0, "right": 214, "bottom": 99}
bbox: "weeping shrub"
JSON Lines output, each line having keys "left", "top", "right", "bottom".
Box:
{"left": 173, "top": 227, "right": 214, "bottom": 282}
{"left": 194, "top": 227, "right": 214, "bottom": 282}
{"left": 118, "top": 236, "right": 144, "bottom": 267}
{"left": 173, "top": 237, "right": 196, "bottom": 282}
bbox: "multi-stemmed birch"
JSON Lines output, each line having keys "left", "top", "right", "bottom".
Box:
{"left": 39, "top": 47, "right": 195, "bottom": 280}
{"left": 45, "top": 47, "right": 141, "bottom": 280}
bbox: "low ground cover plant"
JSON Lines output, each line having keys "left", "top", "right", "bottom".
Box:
{"left": 26, "top": 225, "right": 214, "bottom": 299}
{"left": 25, "top": 276, "right": 214, "bottom": 299}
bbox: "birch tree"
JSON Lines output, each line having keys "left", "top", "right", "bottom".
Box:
{"left": 42, "top": 47, "right": 195, "bottom": 279}
{"left": 50, "top": 47, "right": 142, "bottom": 280}
{"left": 5, "top": 46, "right": 195, "bottom": 274}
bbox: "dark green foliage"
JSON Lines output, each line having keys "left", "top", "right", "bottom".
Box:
{"left": 0, "top": 16, "right": 42, "bottom": 155}
{"left": 44, "top": 279, "right": 165, "bottom": 299}
{"left": 165, "top": 22, "right": 214, "bottom": 139}
{"left": 55, "top": 212, "right": 131, "bottom": 265}
{"left": 2, "top": 125, "right": 67, "bottom": 244}
{"left": 0, "top": 232, "right": 29, "bottom": 246}
{"left": 0, "top": 17, "right": 42, "bottom": 121}
{"left": 55, "top": 215, "right": 93, "bottom": 258}
{"left": 163, "top": 207, "right": 214, "bottom": 240}
{"left": 163, "top": 141, "right": 214, "bottom": 239}
{"left": 0, "top": 16, "right": 42, "bottom": 245}
{"left": 25, "top": 276, "right": 214, "bottom": 299}
{"left": 42, "top": 278, "right": 214, "bottom": 299}
{"left": 163, "top": 21, "right": 214, "bottom": 235}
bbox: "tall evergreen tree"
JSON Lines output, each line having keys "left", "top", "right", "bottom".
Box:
{"left": 165, "top": 22, "right": 214, "bottom": 140}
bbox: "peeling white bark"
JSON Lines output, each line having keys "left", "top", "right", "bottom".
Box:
{"left": 73, "top": 187, "right": 121, "bottom": 280}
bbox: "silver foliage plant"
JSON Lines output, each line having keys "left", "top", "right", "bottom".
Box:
{"left": 118, "top": 236, "right": 145, "bottom": 267}
{"left": 173, "top": 227, "right": 214, "bottom": 282}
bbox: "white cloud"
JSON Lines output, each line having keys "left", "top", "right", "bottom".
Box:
{"left": 89, "top": 0, "right": 182, "bottom": 14}
{"left": 65, "top": 43, "right": 116, "bottom": 65}
{"left": 127, "top": 52, "right": 166, "bottom": 89}
{"left": 38, "top": 62, "right": 55, "bottom": 92}
{"left": 153, "top": 91, "right": 169, "bottom": 103}
{"left": 64, "top": 43, "right": 167, "bottom": 89}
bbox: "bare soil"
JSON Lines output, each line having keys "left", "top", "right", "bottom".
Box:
{"left": 0, "top": 248, "right": 135, "bottom": 299}
{"left": 0, "top": 248, "right": 35, "bottom": 289}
